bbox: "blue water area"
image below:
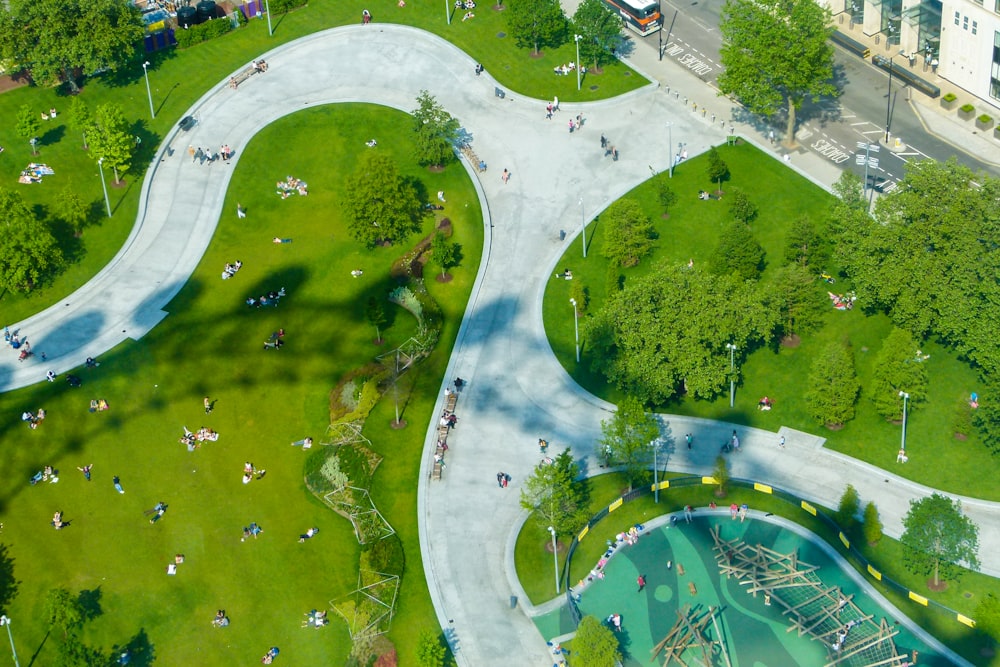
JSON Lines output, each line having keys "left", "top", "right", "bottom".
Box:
{"left": 535, "top": 516, "right": 952, "bottom": 666}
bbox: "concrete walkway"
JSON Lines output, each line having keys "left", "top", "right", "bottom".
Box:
{"left": 1, "top": 22, "right": 997, "bottom": 667}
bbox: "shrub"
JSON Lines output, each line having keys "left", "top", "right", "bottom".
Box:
{"left": 569, "top": 280, "right": 589, "bottom": 314}
{"left": 960, "top": 103, "right": 976, "bottom": 113}
{"left": 863, "top": 501, "right": 883, "bottom": 546}
{"left": 727, "top": 188, "right": 758, "bottom": 224}
{"left": 834, "top": 484, "right": 860, "bottom": 530}
{"left": 269, "top": 0, "right": 307, "bottom": 13}
{"left": 979, "top": 114, "right": 993, "bottom": 124}
{"left": 320, "top": 454, "right": 349, "bottom": 491}
{"left": 942, "top": 92, "right": 957, "bottom": 102}
{"left": 362, "top": 534, "right": 405, "bottom": 575}
{"left": 174, "top": 16, "right": 233, "bottom": 49}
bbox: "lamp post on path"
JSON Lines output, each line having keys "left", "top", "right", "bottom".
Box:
{"left": 651, "top": 439, "right": 661, "bottom": 503}
{"left": 883, "top": 49, "right": 906, "bottom": 145}
{"left": 725, "top": 343, "right": 737, "bottom": 408}
{"left": 574, "top": 34, "right": 582, "bottom": 91}
{"left": 900, "top": 391, "right": 910, "bottom": 453}
{"left": 98, "top": 158, "right": 111, "bottom": 218}
{"left": 666, "top": 122, "right": 673, "bottom": 178}
{"left": 265, "top": 0, "right": 273, "bottom": 36}
{"left": 0, "top": 616, "right": 20, "bottom": 667}
{"left": 142, "top": 61, "right": 155, "bottom": 120}
{"left": 547, "top": 526, "right": 560, "bottom": 593}
{"left": 570, "top": 298, "right": 580, "bottom": 363}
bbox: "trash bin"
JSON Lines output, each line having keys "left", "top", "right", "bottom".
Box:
{"left": 177, "top": 5, "right": 197, "bottom": 27}
{"left": 196, "top": 0, "right": 217, "bottom": 21}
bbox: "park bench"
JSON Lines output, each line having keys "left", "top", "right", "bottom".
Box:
{"left": 445, "top": 392, "right": 457, "bottom": 413}
{"left": 229, "top": 61, "right": 266, "bottom": 90}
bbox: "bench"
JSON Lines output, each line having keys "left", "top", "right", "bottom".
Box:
{"left": 229, "top": 64, "right": 263, "bottom": 90}
{"left": 431, "top": 461, "right": 443, "bottom": 480}
{"left": 445, "top": 393, "right": 458, "bottom": 412}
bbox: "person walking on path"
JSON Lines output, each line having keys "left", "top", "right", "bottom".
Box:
{"left": 497, "top": 472, "right": 505, "bottom": 488}
{"left": 685, "top": 433, "right": 692, "bottom": 450}
{"left": 501, "top": 168, "right": 510, "bottom": 184}
{"left": 636, "top": 574, "right": 646, "bottom": 592}
{"left": 77, "top": 464, "right": 92, "bottom": 481}
{"left": 779, "top": 435, "right": 785, "bottom": 448}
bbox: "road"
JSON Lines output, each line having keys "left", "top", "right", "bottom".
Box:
{"left": 644, "top": 0, "right": 1000, "bottom": 189}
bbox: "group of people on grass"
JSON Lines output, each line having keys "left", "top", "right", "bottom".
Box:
{"left": 246, "top": 287, "right": 286, "bottom": 309}
{"left": 221, "top": 260, "right": 244, "bottom": 280}
{"left": 276, "top": 176, "right": 308, "bottom": 199}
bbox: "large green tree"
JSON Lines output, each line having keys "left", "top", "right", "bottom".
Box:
{"left": 834, "top": 159, "right": 1000, "bottom": 378}
{"left": 573, "top": 615, "right": 621, "bottom": 667}
{"left": 67, "top": 97, "right": 92, "bottom": 150}
{"left": 709, "top": 220, "right": 764, "bottom": 281}
{"left": 15, "top": 105, "right": 40, "bottom": 154}
{"left": 870, "top": 328, "right": 928, "bottom": 421}
{"left": 0, "top": 0, "right": 143, "bottom": 92}
{"left": 44, "top": 587, "right": 84, "bottom": 640}
{"left": 586, "top": 265, "right": 778, "bottom": 404}
{"left": 89, "top": 103, "right": 134, "bottom": 184}
{"left": 430, "top": 232, "right": 462, "bottom": 279}
{"left": 718, "top": 0, "right": 836, "bottom": 144}
{"left": 520, "top": 448, "right": 589, "bottom": 537}
{"left": 598, "top": 396, "right": 659, "bottom": 490}
{"left": 344, "top": 152, "right": 424, "bottom": 248}
{"left": 771, "top": 262, "right": 826, "bottom": 338}
{"left": 600, "top": 198, "right": 656, "bottom": 268}
{"left": 783, "top": 215, "right": 830, "bottom": 268}
{"left": 572, "top": 0, "right": 621, "bottom": 71}
{"left": 805, "top": 340, "right": 859, "bottom": 427}
{"left": 412, "top": 90, "right": 461, "bottom": 168}
{"left": 901, "top": 493, "right": 979, "bottom": 589}
{"left": 0, "top": 189, "right": 63, "bottom": 293}
{"left": 505, "top": 0, "right": 568, "bottom": 56}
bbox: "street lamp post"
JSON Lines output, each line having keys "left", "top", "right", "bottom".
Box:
{"left": 657, "top": 0, "right": 663, "bottom": 61}
{"left": 578, "top": 198, "right": 587, "bottom": 258}
{"left": 651, "top": 439, "right": 661, "bottom": 503}
{"left": 900, "top": 391, "right": 910, "bottom": 453}
{"left": 855, "top": 141, "right": 880, "bottom": 200}
{"left": 884, "top": 49, "right": 906, "bottom": 145}
{"left": 666, "top": 122, "right": 673, "bottom": 178}
{"left": 0, "top": 616, "right": 20, "bottom": 667}
{"left": 725, "top": 343, "right": 737, "bottom": 408}
{"left": 264, "top": 0, "right": 273, "bottom": 35}
{"left": 142, "top": 61, "right": 155, "bottom": 120}
{"left": 574, "top": 34, "right": 582, "bottom": 92}
{"left": 570, "top": 298, "right": 580, "bottom": 363}
{"left": 547, "top": 526, "right": 560, "bottom": 593}
{"left": 97, "top": 158, "right": 111, "bottom": 218}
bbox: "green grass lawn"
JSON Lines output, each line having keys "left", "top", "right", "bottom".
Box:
{"left": 542, "top": 141, "right": 1000, "bottom": 499}
{"left": 515, "top": 473, "right": 1000, "bottom": 666}
{"left": 0, "top": 103, "right": 482, "bottom": 664}
{"left": 0, "top": 0, "right": 645, "bottom": 323}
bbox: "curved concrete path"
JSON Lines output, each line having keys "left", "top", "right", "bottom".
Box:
{"left": 1, "top": 23, "right": 996, "bottom": 666}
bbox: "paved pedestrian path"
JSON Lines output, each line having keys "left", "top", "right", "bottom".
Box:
{"left": 0, "top": 23, "right": 997, "bottom": 667}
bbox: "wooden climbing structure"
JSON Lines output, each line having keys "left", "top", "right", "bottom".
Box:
{"left": 651, "top": 604, "right": 730, "bottom": 667}
{"left": 710, "top": 526, "right": 911, "bottom": 667}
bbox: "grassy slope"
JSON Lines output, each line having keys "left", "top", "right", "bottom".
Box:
{"left": 542, "top": 141, "right": 1000, "bottom": 499}
{"left": 0, "top": 103, "right": 482, "bottom": 664}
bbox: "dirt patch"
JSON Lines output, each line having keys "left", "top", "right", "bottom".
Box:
{"left": 544, "top": 538, "right": 564, "bottom": 555}
{"left": 954, "top": 433, "right": 969, "bottom": 441}
{"left": 825, "top": 423, "right": 844, "bottom": 431}
{"left": 530, "top": 51, "right": 545, "bottom": 59}
{"left": 427, "top": 165, "right": 445, "bottom": 173}
{"left": 390, "top": 419, "right": 407, "bottom": 430}
{"left": 926, "top": 579, "right": 949, "bottom": 593}
{"left": 435, "top": 273, "right": 453, "bottom": 283}
{"left": 780, "top": 334, "right": 801, "bottom": 348}
{"left": 0, "top": 72, "right": 30, "bottom": 95}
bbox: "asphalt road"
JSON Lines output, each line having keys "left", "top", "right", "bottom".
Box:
{"left": 645, "top": 0, "right": 1000, "bottom": 187}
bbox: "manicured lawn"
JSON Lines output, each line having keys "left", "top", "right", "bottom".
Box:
{"left": 515, "top": 473, "right": 1000, "bottom": 666}
{"left": 0, "top": 104, "right": 482, "bottom": 663}
{"left": 0, "top": 0, "right": 645, "bottom": 322}
{"left": 542, "top": 141, "right": 1000, "bottom": 499}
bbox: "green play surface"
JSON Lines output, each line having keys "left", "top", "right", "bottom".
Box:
{"left": 535, "top": 516, "right": 951, "bottom": 666}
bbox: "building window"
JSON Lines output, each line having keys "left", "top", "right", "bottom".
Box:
{"left": 974, "top": 20, "right": 979, "bottom": 34}
{"left": 991, "top": 32, "right": 1000, "bottom": 101}
{"left": 955, "top": 9, "right": 961, "bottom": 24}
{"left": 964, "top": 15, "right": 969, "bottom": 29}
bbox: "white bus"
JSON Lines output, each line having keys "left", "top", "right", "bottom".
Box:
{"left": 602, "top": 0, "right": 662, "bottom": 36}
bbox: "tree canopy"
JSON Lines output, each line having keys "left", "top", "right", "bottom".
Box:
{"left": 870, "top": 328, "right": 928, "bottom": 421}
{"left": 430, "top": 232, "right": 462, "bottom": 278}
{"left": 0, "top": 189, "right": 63, "bottom": 293}
{"left": 718, "top": 0, "right": 836, "bottom": 144}
{"left": 0, "top": 0, "right": 144, "bottom": 92}
{"left": 344, "top": 152, "right": 424, "bottom": 248}
{"left": 598, "top": 395, "right": 659, "bottom": 489}
{"left": 901, "top": 493, "right": 979, "bottom": 588}
{"left": 709, "top": 220, "right": 764, "bottom": 281}
{"left": 600, "top": 198, "right": 656, "bottom": 268}
{"left": 586, "top": 265, "right": 778, "bottom": 404}
{"left": 833, "top": 159, "right": 1000, "bottom": 378}
{"left": 572, "top": 615, "right": 621, "bottom": 667}
{"left": 411, "top": 90, "right": 461, "bottom": 168}
{"left": 505, "top": 0, "right": 568, "bottom": 55}
{"left": 805, "top": 340, "right": 859, "bottom": 427}
{"left": 89, "top": 103, "right": 135, "bottom": 184}
{"left": 572, "top": 0, "right": 622, "bottom": 70}
{"left": 519, "top": 448, "right": 589, "bottom": 537}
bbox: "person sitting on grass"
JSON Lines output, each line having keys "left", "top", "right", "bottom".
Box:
{"left": 298, "top": 527, "right": 319, "bottom": 542}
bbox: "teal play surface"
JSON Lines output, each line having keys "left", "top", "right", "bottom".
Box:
{"left": 534, "top": 516, "right": 951, "bottom": 666}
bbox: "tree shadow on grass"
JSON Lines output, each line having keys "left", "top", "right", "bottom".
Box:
{"left": 0, "top": 543, "right": 21, "bottom": 612}
{"left": 109, "top": 628, "right": 155, "bottom": 667}
{"left": 77, "top": 587, "right": 102, "bottom": 623}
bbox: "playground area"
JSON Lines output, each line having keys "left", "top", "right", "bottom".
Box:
{"left": 534, "top": 515, "right": 952, "bottom": 666}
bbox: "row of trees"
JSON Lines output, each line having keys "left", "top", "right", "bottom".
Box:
{"left": 506, "top": 0, "right": 622, "bottom": 71}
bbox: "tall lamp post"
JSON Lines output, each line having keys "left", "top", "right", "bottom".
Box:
{"left": 141, "top": 61, "right": 155, "bottom": 120}
{"left": 657, "top": 0, "right": 663, "bottom": 61}
{"left": 883, "top": 49, "right": 906, "bottom": 145}
{"left": 725, "top": 343, "right": 737, "bottom": 408}
{"left": 578, "top": 198, "right": 587, "bottom": 258}
{"left": 445, "top": 0, "right": 451, "bottom": 24}
{"left": 855, "top": 140, "right": 880, "bottom": 202}
{"left": 264, "top": 0, "right": 273, "bottom": 36}
{"left": 666, "top": 122, "right": 673, "bottom": 178}
{"left": 97, "top": 158, "right": 111, "bottom": 218}
{"left": 0, "top": 616, "right": 20, "bottom": 667}
{"left": 569, "top": 298, "right": 580, "bottom": 363}
{"left": 899, "top": 391, "right": 910, "bottom": 453}
{"left": 651, "top": 439, "right": 661, "bottom": 503}
{"left": 574, "top": 34, "right": 582, "bottom": 91}
{"left": 547, "top": 526, "right": 560, "bottom": 593}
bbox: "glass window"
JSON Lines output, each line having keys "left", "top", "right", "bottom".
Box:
{"left": 955, "top": 10, "right": 961, "bottom": 23}
{"left": 963, "top": 15, "right": 969, "bottom": 29}
{"left": 991, "top": 31, "right": 1000, "bottom": 101}
{"left": 974, "top": 20, "right": 979, "bottom": 34}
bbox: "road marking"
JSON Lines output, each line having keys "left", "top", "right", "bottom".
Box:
{"left": 811, "top": 138, "right": 852, "bottom": 164}
{"left": 797, "top": 128, "right": 814, "bottom": 141}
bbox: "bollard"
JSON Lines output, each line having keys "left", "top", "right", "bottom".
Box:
{"left": 683, "top": 96, "right": 688, "bottom": 104}
{"left": 509, "top": 596, "right": 518, "bottom": 609}
{"left": 712, "top": 113, "right": 716, "bottom": 122}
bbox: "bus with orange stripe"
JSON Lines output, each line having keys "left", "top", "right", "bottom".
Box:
{"left": 602, "top": 0, "right": 662, "bottom": 36}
